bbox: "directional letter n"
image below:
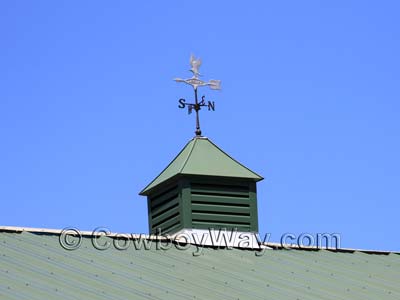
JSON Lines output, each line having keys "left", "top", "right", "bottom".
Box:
{"left": 208, "top": 101, "right": 215, "bottom": 111}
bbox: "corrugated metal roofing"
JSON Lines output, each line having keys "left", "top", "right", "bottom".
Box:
{"left": 140, "top": 137, "right": 263, "bottom": 195}
{"left": 1, "top": 229, "right": 399, "bottom": 300}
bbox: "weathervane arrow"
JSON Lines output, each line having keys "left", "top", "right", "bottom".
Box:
{"left": 175, "top": 55, "right": 221, "bottom": 136}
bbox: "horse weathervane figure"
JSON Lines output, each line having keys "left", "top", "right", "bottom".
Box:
{"left": 175, "top": 55, "right": 221, "bottom": 136}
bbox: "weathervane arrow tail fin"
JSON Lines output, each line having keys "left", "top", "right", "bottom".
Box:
{"left": 209, "top": 79, "right": 221, "bottom": 90}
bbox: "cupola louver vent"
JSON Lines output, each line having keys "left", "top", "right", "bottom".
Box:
{"left": 190, "top": 182, "right": 253, "bottom": 231}
{"left": 149, "top": 184, "right": 180, "bottom": 234}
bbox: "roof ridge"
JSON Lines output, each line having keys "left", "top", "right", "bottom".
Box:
{"left": 1, "top": 226, "right": 399, "bottom": 254}
{"left": 179, "top": 137, "right": 198, "bottom": 173}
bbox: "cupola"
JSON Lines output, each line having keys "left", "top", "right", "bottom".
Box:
{"left": 139, "top": 136, "right": 263, "bottom": 235}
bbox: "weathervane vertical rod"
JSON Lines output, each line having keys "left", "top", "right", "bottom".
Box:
{"left": 194, "top": 88, "right": 201, "bottom": 136}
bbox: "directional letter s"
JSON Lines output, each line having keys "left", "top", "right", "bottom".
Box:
{"left": 178, "top": 98, "right": 186, "bottom": 108}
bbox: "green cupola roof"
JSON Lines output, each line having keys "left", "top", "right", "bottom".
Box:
{"left": 140, "top": 136, "right": 263, "bottom": 196}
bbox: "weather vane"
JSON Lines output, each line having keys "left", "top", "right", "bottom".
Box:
{"left": 174, "top": 55, "right": 221, "bottom": 136}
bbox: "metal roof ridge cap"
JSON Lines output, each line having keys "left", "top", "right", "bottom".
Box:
{"left": 0, "top": 226, "right": 169, "bottom": 240}
{"left": 179, "top": 136, "right": 199, "bottom": 173}
{"left": 3, "top": 226, "right": 399, "bottom": 254}
{"left": 264, "top": 241, "right": 400, "bottom": 254}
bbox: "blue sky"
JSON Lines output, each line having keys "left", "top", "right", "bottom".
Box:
{"left": 1, "top": 1, "right": 399, "bottom": 251}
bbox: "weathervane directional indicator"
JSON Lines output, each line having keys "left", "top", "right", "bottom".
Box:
{"left": 175, "top": 55, "right": 221, "bottom": 136}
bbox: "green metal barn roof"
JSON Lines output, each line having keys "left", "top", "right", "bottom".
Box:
{"left": 1, "top": 228, "right": 399, "bottom": 300}
{"left": 140, "top": 137, "right": 263, "bottom": 195}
